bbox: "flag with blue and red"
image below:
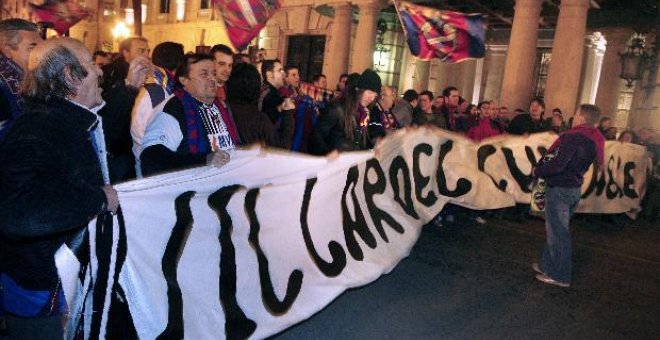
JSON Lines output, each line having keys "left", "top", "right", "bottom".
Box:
{"left": 214, "top": 0, "right": 282, "bottom": 50}
{"left": 397, "top": 1, "right": 486, "bottom": 63}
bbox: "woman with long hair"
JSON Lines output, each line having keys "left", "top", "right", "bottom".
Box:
{"left": 309, "top": 69, "right": 382, "bottom": 155}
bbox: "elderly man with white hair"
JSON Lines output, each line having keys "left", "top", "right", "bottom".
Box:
{"left": 0, "top": 38, "right": 118, "bottom": 339}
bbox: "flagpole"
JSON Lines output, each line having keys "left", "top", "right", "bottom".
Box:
{"left": 391, "top": 0, "right": 409, "bottom": 39}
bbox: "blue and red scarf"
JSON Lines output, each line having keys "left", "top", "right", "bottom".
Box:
{"left": 0, "top": 53, "right": 24, "bottom": 142}
{"left": 174, "top": 89, "right": 241, "bottom": 155}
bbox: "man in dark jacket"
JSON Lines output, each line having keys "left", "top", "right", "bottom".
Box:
{"left": 532, "top": 104, "right": 604, "bottom": 288}
{"left": 140, "top": 53, "right": 236, "bottom": 176}
{"left": 100, "top": 37, "right": 149, "bottom": 93}
{"left": 0, "top": 38, "right": 119, "bottom": 339}
{"left": 0, "top": 18, "right": 41, "bottom": 143}
{"left": 507, "top": 97, "right": 550, "bottom": 135}
{"left": 259, "top": 59, "right": 286, "bottom": 124}
{"left": 228, "top": 63, "right": 295, "bottom": 149}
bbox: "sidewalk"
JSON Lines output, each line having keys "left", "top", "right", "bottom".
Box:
{"left": 272, "top": 216, "right": 660, "bottom": 339}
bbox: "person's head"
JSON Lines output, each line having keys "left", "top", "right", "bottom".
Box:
{"left": 379, "top": 85, "right": 395, "bottom": 111}
{"left": 477, "top": 101, "right": 491, "bottom": 116}
{"left": 284, "top": 65, "right": 300, "bottom": 87}
{"left": 419, "top": 90, "right": 434, "bottom": 112}
{"left": 356, "top": 69, "right": 381, "bottom": 107}
{"left": 497, "top": 106, "right": 509, "bottom": 119}
{"left": 337, "top": 73, "right": 349, "bottom": 91}
{"left": 93, "top": 50, "right": 110, "bottom": 67}
{"left": 176, "top": 53, "right": 216, "bottom": 104}
{"left": 442, "top": 86, "right": 460, "bottom": 108}
{"left": 261, "top": 59, "right": 284, "bottom": 88}
{"left": 313, "top": 74, "right": 327, "bottom": 89}
{"left": 227, "top": 63, "right": 262, "bottom": 105}
{"left": 23, "top": 38, "right": 103, "bottom": 109}
{"left": 119, "top": 37, "right": 149, "bottom": 63}
{"left": 0, "top": 18, "right": 41, "bottom": 70}
{"left": 151, "top": 42, "right": 184, "bottom": 71}
{"left": 552, "top": 107, "right": 562, "bottom": 116}
{"left": 210, "top": 44, "right": 233, "bottom": 85}
{"left": 256, "top": 48, "right": 267, "bottom": 63}
{"left": 637, "top": 128, "right": 654, "bottom": 144}
{"left": 529, "top": 97, "right": 545, "bottom": 120}
{"left": 402, "top": 89, "right": 419, "bottom": 108}
{"left": 572, "top": 104, "right": 601, "bottom": 128}
{"left": 433, "top": 96, "right": 444, "bottom": 109}
{"left": 618, "top": 130, "right": 636, "bottom": 143}
{"left": 603, "top": 127, "right": 617, "bottom": 140}
{"left": 599, "top": 116, "right": 611, "bottom": 130}
{"left": 551, "top": 110, "right": 564, "bottom": 127}
{"left": 464, "top": 104, "right": 477, "bottom": 115}
{"left": 233, "top": 53, "right": 250, "bottom": 65}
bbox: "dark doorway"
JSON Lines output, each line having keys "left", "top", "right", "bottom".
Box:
{"left": 286, "top": 35, "right": 326, "bottom": 83}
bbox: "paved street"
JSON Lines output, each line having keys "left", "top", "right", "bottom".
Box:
{"left": 272, "top": 215, "right": 660, "bottom": 340}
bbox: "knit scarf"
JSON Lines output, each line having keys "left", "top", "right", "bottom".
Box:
{"left": 548, "top": 124, "right": 605, "bottom": 166}
{"left": 356, "top": 105, "right": 370, "bottom": 130}
{"left": 174, "top": 89, "right": 240, "bottom": 155}
{"left": 150, "top": 66, "right": 176, "bottom": 95}
{"left": 0, "top": 53, "right": 24, "bottom": 122}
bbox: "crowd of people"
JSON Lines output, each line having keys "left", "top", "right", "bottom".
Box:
{"left": 0, "top": 17, "right": 658, "bottom": 338}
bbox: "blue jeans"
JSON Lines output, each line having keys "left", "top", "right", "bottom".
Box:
{"left": 539, "top": 186, "right": 581, "bottom": 284}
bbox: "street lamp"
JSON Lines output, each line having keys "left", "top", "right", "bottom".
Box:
{"left": 112, "top": 21, "right": 130, "bottom": 48}
{"left": 618, "top": 36, "right": 645, "bottom": 88}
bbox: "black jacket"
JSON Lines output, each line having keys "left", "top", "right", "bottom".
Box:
{"left": 308, "top": 101, "right": 382, "bottom": 155}
{"left": 0, "top": 97, "right": 107, "bottom": 290}
{"left": 507, "top": 113, "right": 550, "bottom": 135}
{"left": 100, "top": 81, "right": 139, "bottom": 182}
{"left": 230, "top": 102, "right": 294, "bottom": 149}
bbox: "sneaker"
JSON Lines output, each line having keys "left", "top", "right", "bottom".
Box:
{"left": 531, "top": 262, "right": 545, "bottom": 275}
{"left": 474, "top": 216, "right": 487, "bottom": 224}
{"left": 535, "top": 273, "right": 570, "bottom": 288}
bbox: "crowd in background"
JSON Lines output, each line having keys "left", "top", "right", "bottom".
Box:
{"left": 0, "top": 17, "right": 659, "bottom": 338}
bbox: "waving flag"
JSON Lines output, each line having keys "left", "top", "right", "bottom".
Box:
{"left": 214, "top": 0, "right": 281, "bottom": 50}
{"left": 395, "top": 1, "right": 486, "bottom": 63}
{"left": 29, "top": 0, "right": 90, "bottom": 36}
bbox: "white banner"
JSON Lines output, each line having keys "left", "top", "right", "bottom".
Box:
{"left": 61, "top": 128, "right": 650, "bottom": 339}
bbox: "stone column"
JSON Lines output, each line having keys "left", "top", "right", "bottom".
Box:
{"left": 544, "top": 0, "right": 590, "bottom": 116}
{"left": 168, "top": 0, "right": 179, "bottom": 23}
{"left": 482, "top": 45, "right": 508, "bottom": 103}
{"left": 325, "top": 2, "right": 353, "bottom": 90}
{"left": 350, "top": 0, "right": 384, "bottom": 73}
{"left": 146, "top": 0, "right": 160, "bottom": 24}
{"left": 595, "top": 27, "right": 632, "bottom": 117}
{"left": 499, "top": 0, "right": 542, "bottom": 111}
{"left": 414, "top": 59, "right": 431, "bottom": 93}
{"left": 185, "top": 0, "right": 199, "bottom": 22}
{"left": 578, "top": 32, "right": 606, "bottom": 105}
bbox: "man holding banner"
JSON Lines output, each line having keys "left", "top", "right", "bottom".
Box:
{"left": 533, "top": 104, "right": 605, "bottom": 288}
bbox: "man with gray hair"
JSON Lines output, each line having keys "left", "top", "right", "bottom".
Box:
{"left": 0, "top": 38, "right": 119, "bottom": 338}
{"left": 0, "top": 18, "right": 41, "bottom": 143}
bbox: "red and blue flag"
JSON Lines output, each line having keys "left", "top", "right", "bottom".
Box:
{"left": 29, "top": 0, "right": 90, "bottom": 36}
{"left": 396, "top": 1, "right": 486, "bottom": 63}
{"left": 214, "top": 0, "right": 281, "bottom": 50}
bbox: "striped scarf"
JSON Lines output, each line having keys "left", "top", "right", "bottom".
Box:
{"left": 174, "top": 89, "right": 241, "bottom": 155}
{"left": 0, "top": 53, "right": 24, "bottom": 141}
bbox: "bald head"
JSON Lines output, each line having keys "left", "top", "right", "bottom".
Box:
{"left": 23, "top": 38, "right": 103, "bottom": 108}
{"left": 379, "top": 85, "right": 395, "bottom": 111}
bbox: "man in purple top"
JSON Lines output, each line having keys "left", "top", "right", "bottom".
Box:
{"left": 532, "top": 104, "right": 605, "bottom": 287}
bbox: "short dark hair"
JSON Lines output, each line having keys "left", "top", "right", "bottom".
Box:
{"left": 227, "top": 63, "right": 262, "bottom": 105}
{"left": 93, "top": 50, "right": 108, "bottom": 59}
{"left": 599, "top": 116, "right": 611, "bottom": 124}
{"left": 152, "top": 42, "right": 184, "bottom": 71}
{"left": 402, "top": 89, "right": 418, "bottom": 102}
{"left": 442, "top": 86, "right": 458, "bottom": 98}
{"left": 119, "top": 37, "right": 148, "bottom": 54}
{"left": 260, "top": 59, "right": 281, "bottom": 80}
{"left": 210, "top": 44, "right": 234, "bottom": 57}
{"left": 175, "top": 53, "right": 213, "bottom": 79}
{"left": 233, "top": 53, "right": 249, "bottom": 64}
{"left": 339, "top": 73, "right": 349, "bottom": 80}
{"left": 530, "top": 96, "right": 545, "bottom": 109}
{"left": 22, "top": 45, "right": 88, "bottom": 102}
{"left": 0, "top": 18, "right": 38, "bottom": 49}
{"left": 552, "top": 107, "right": 562, "bottom": 115}
{"left": 419, "top": 90, "right": 434, "bottom": 100}
{"left": 477, "top": 101, "right": 490, "bottom": 110}
{"left": 312, "top": 74, "right": 327, "bottom": 82}
{"left": 284, "top": 65, "right": 298, "bottom": 76}
{"left": 579, "top": 104, "right": 601, "bottom": 125}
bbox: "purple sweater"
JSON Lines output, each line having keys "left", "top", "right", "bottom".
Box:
{"left": 535, "top": 133, "right": 597, "bottom": 188}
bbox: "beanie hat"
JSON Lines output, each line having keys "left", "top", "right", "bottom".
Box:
{"left": 346, "top": 72, "right": 361, "bottom": 89}
{"left": 356, "top": 69, "right": 381, "bottom": 95}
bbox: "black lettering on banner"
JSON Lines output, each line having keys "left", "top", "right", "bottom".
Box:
{"left": 245, "top": 188, "right": 303, "bottom": 315}
{"left": 89, "top": 213, "right": 115, "bottom": 340}
{"left": 477, "top": 144, "right": 507, "bottom": 191}
{"left": 342, "top": 165, "right": 377, "bottom": 261}
{"left": 208, "top": 186, "right": 257, "bottom": 340}
{"left": 501, "top": 146, "right": 538, "bottom": 193}
{"left": 413, "top": 143, "right": 437, "bottom": 206}
{"left": 582, "top": 165, "right": 607, "bottom": 198}
{"left": 437, "top": 140, "right": 472, "bottom": 197}
{"left": 389, "top": 156, "right": 419, "bottom": 219}
{"left": 300, "top": 178, "right": 347, "bottom": 277}
{"left": 623, "top": 162, "right": 639, "bottom": 199}
{"left": 156, "top": 191, "right": 196, "bottom": 340}
{"left": 606, "top": 156, "right": 623, "bottom": 199}
{"left": 364, "top": 159, "right": 405, "bottom": 242}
